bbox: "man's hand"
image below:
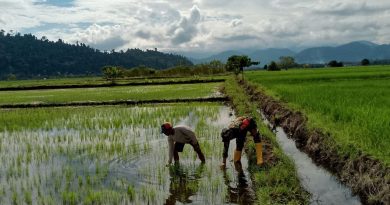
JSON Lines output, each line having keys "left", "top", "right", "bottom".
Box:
{"left": 166, "top": 160, "right": 172, "bottom": 167}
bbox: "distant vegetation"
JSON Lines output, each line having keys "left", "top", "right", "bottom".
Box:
{"left": 267, "top": 61, "right": 279, "bottom": 71}
{"left": 327, "top": 60, "right": 344, "bottom": 67}
{"left": 101, "top": 60, "right": 226, "bottom": 82}
{"left": 0, "top": 31, "right": 192, "bottom": 79}
{"left": 225, "top": 55, "right": 259, "bottom": 75}
{"left": 361, "top": 58, "right": 370, "bottom": 66}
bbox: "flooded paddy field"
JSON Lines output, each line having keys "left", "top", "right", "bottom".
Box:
{"left": 0, "top": 82, "right": 221, "bottom": 105}
{"left": 0, "top": 103, "right": 255, "bottom": 205}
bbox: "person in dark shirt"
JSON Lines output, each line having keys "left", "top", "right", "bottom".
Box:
{"left": 220, "top": 117, "right": 263, "bottom": 168}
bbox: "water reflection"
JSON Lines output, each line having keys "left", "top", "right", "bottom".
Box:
{"left": 223, "top": 161, "right": 255, "bottom": 204}
{"left": 164, "top": 163, "right": 205, "bottom": 205}
{"left": 260, "top": 112, "right": 361, "bottom": 205}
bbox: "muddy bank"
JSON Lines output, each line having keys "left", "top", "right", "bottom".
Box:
{"left": 239, "top": 79, "right": 389, "bottom": 205}
{"left": 0, "top": 97, "right": 228, "bottom": 109}
{"left": 0, "top": 79, "right": 225, "bottom": 91}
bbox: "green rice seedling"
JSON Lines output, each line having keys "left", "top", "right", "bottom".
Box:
{"left": 127, "top": 185, "right": 135, "bottom": 201}
{"left": 12, "top": 191, "right": 18, "bottom": 205}
{"left": 24, "top": 191, "right": 32, "bottom": 205}
{"left": 61, "top": 191, "right": 78, "bottom": 205}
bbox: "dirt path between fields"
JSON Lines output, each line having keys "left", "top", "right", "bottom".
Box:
{"left": 239, "top": 79, "right": 389, "bottom": 205}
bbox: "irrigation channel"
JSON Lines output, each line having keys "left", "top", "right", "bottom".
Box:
{"left": 259, "top": 112, "right": 362, "bottom": 205}
{"left": 0, "top": 104, "right": 256, "bottom": 205}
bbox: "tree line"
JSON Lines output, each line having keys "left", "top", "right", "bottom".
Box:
{"left": 101, "top": 60, "right": 226, "bottom": 83}
{"left": 0, "top": 31, "right": 192, "bottom": 79}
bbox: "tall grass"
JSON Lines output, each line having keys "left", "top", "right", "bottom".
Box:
{"left": 245, "top": 65, "right": 390, "bottom": 165}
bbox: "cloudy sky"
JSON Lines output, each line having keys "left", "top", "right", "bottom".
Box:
{"left": 1, "top": 0, "right": 390, "bottom": 56}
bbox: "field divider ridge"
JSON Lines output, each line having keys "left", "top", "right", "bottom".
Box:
{"left": 0, "top": 97, "right": 229, "bottom": 108}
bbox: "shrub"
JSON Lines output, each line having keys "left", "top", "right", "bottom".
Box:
{"left": 267, "top": 61, "right": 280, "bottom": 71}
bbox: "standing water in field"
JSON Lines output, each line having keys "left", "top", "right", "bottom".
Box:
{"left": 0, "top": 104, "right": 255, "bottom": 205}
{"left": 259, "top": 112, "right": 361, "bottom": 205}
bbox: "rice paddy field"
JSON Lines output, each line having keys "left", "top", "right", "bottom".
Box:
{"left": 0, "top": 76, "right": 226, "bottom": 89}
{"left": 0, "top": 83, "right": 221, "bottom": 105}
{"left": 0, "top": 103, "right": 257, "bottom": 205}
{"left": 245, "top": 65, "right": 390, "bottom": 165}
{"left": 0, "top": 75, "right": 312, "bottom": 205}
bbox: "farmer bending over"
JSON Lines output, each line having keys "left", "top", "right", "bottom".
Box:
{"left": 161, "top": 122, "right": 206, "bottom": 165}
{"left": 220, "top": 116, "right": 263, "bottom": 168}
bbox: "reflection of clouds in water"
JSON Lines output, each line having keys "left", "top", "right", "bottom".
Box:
{"left": 177, "top": 110, "right": 197, "bottom": 130}
{"left": 176, "top": 106, "right": 235, "bottom": 128}
{"left": 261, "top": 112, "right": 361, "bottom": 205}
{"left": 212, "top": 106, "right": 235, "bottom": 127}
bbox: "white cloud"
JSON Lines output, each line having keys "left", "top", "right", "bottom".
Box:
{"left": 1, "top": 0, "right": 389, "bottom": 53}
{"left": 230, "top": 19, "right": 242, "bottom": 27}
{"left": 169, "top": 5, "right": 201, "bottom": 45}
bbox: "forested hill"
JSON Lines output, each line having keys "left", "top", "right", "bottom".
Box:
{"left": 0, "top": 32, "right": 192, "bottom": 79}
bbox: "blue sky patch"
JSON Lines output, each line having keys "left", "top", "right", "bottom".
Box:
{"left": 22, "top": 22, "right": 91, "bottom": 35}
{"left": 35, "top": 0, "right": 75, "bottom": 7}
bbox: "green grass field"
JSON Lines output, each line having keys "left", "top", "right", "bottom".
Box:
{"left": 245, "top": 66, "right": 390, "bottom": 165}
{"left": 0, "top": 83, "right": 221, "bottom": 105}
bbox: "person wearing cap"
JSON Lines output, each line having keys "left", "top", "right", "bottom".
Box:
{"left": 161, "top": 122, "right": 206, "bottom": 165}
{"left": 220, "top": 116, "right": 263, "bottom": 168}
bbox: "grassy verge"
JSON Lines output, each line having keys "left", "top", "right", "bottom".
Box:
{"left": 223, "top": 76, "right": 309, "bottom": 204}
{"left": 245, "top": 66, "right": 390, "bottom": 166}
{"left": 0, "top": 83, "right": 221, "bottom": 105}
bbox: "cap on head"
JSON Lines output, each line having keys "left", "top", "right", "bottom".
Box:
{"left": 240, "top": 118, "right": 250, "bottom": 130}
{"left": 161, "top": 122, "right": 173, "bottom": 133}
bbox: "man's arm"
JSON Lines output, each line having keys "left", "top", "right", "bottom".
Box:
{"left": 168, "top": 137, "right": 174, "bottom": 164}
{"left": 223, "top": 141, "right": 229, "bottom": 159}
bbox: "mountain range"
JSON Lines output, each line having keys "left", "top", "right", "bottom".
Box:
{"left": 187, "top": 41, "right": 390, "bottom": 65}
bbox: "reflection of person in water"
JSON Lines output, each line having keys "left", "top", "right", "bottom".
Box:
{"left": 164, "top": 164, "right": 205, "bottom": 205}
{"left": 222, "top": 161, "right": 255, "bottom": 204}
